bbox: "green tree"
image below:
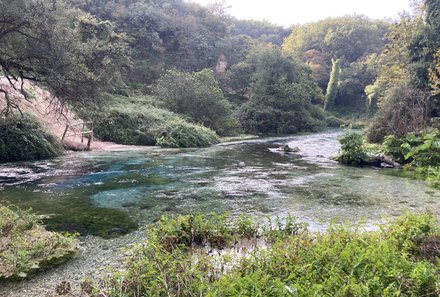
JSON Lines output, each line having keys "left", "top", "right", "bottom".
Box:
{"left": 324, "top": 59, "right": 341, "bottom": 110}
{"left": 0, "top": 0, "right": 129, "bottom": 116}
{"left": 408, "top": 0, "right": 440, "bottom": 89}
{"left": 283, "top": 15, "right": 389, "bottom": 64}
{"left": 69, "top": 0, "right": 232, "bottom": 85}
{"left": 221, "top": 62, "right": 254, "bottom": 98}
{"left": 238, "top": 46, "right": 325, "bottom": 134}
{"left": 430, "top": 49, "right": 440, "bottom": 96}
{"left": 154, "top": 69, "right": 235, "bottom": 136}
{"left": 365, "top": 14, "right": 420, "bottom": 112}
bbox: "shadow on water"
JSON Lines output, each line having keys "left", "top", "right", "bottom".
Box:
{"left": 1, "top": 129, "right": 440, "bottom": 236}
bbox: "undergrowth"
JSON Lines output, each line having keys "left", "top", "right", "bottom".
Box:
{"left": 0, "top": 206, "right": 78, "bottom": 280}
{"left": 83, "top": 212, "right": 440, "bottom": 297}
{"left": 92, "top": 96, "right": 220, "bottom": 148}
{"left": 0, "top": 114, "right": 63, "bottom": 162}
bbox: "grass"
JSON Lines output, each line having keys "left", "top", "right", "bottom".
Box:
{"left": 0, "top": 206, "right": 78, "bottom": 280}
{"left": 82, "top": 212, "right": 440, "bottom": 297}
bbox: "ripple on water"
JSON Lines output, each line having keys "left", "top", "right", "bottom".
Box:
{"left": 1, "top": 129, "right": 440, "bottom": 236}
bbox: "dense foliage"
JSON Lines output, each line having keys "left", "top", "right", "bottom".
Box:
{"left": 93, "top": 96, "right": 220, "bottom": 148}
{"left": 336, "top": 131, "right": 368, "bottom": 166}
{"left": 283, "top": 15, "right": 389, "bottom": 112}
{"left": 0, "top": 0, "right": 128, "bottom": 114}
{"left": 154, "top": 69, "right": 237, "bottom": 136}
{"left": 236, "top": 47, "right": 326, "bottom": 134}
{"left": 0, "top": 206, "right": 78, "bottom": 280}
{"left": 0, "top": 115, "right": 63, "bottom": 162}
{"left": 84, "top": 212, "right": 440, "bottom": 297}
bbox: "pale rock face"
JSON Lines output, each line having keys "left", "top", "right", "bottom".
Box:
{"left": 215, "top": 54, "right": 228, "bottom": 74}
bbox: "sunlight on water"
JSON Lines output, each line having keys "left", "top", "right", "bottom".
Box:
{"left": 1, "top": 129, "right": 439, "bottom": 235}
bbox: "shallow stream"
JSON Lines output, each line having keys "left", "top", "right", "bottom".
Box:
{"left": 1, "top": 130, "right": 439, "bottom": 236}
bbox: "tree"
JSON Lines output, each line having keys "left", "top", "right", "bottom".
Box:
{"left": 366, "top": 85, "right": 429, "bottom": 143}
{"left": 283, "top": 15, "right": 389, "bottom": 64}
{"left": 238, "top": 46, "right": 325, "bottom": 134}
{"left": 0, "top": 0, "right": 129, "bottom": 116}
{"left": 324, "top": 59, "right": 340, "bottom": 110}
{"left": 221, "top": 62, "right": 254, "bottom": 98}
{"left": 430, "top": 49, "right": 440, "bottom": 96}
{"left": 365, "top": 14, "right": 420, "bottom": 112}
{"left": 69, "top": 0, "right": 232, "bottom": 85}
{"left": 153, "top": 69, "right": 235, "bottom": 136}
{"left": 408, "top": 0, "right": 440, "bottom": 89}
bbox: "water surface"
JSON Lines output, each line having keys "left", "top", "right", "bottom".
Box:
{"left": 1, "top": 130, "right": 439, "bottom": 235}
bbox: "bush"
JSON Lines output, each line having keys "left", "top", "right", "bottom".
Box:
{"left": 383, "top": 129, "right": 440, "bottom": 167}
{"left": 366, "top": 85, "right": 429, "bottom": 143}
{"left": 326, "top": 115, "right": 345, "bottom": 127}
{"left": 0, "top": 115, "right": 63, "bottom": 162}
{"left": 156, "top": 120, "right": 220, "bottom": 148}
{"left": 85, "top": 213, "right": 440, "bottom": 297}
{"left": 239, "top": 102, "right": 325, "bottom": 134}
{"left": 93, "top": 96, "right": 220, "bottom": 148}
{"left": 0, "top": 206, "right": 78, "bottom": 280}
{"left": 154, "top": 69, "right": 237, "bottom": 136}
{"left": 336, "top": 131, "right": 368, "bottom": 165}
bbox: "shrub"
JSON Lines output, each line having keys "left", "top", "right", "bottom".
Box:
{"left": 0, "top": 206, "right": 78, "bottom": 280}
{"left": 383, "top": 128, "right": 440, "bottom": 167}
{"left": 155, "top": 120, "right": 220, "bottom": 148}
{"left": 337, "top": 131, "right": 368, "bottom": 165}
{"left": 326, "top": 115, "right": 345, "bottom": 127}
{"left": 366, "top": 85, "right": 429, "bottom": 143}
{"left": 0, "top": 115, "right": 63, "bottom": 162}
{"left": 154, "top": 69, "right": 237, "bottom": 136}
{"left": 93, "top": 96, "right": 220, "bottom": 148}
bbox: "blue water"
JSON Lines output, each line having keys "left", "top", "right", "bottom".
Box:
{"left": 1, "top": 130, "right": 439, "bottom": 236}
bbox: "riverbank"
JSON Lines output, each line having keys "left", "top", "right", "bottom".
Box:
{"left": 0, "top": 228, "right": 147, "bottom": 297}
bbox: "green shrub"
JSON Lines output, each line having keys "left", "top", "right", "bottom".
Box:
{"left": 0, "top": 206, "right": 78, "bottom": 280}
{"left": 337, "top": 131, "right": 368, "bottom": 165}
{"left": 86, "top": 213, "right": 440, "bottom": 297}
{"left": 155, "top": 120, "right": 220, "bottom": 148}
{"left": 93, "top": 96, "right": 220, "bottom": 148}
{"left": 154, "top": 69, "right": 237, "bottom": 136}
{"left": 239, "top": 102, "right": 325, "bottom": 134}
{"left": 0, "top": 115, "right": 63, "bottom": 162}
{"left": 325, "top": 115, "right": 345, "bottom": 127}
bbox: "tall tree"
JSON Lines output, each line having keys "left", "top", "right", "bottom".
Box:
{"left": 0, "top": 0, "right": 129, "bottom": 116}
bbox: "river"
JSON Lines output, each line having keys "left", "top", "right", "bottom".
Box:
{"left": 2, "top": 129, "right": 440, "bottom": 296}
{"left": 1, "top": 129, "right": 439, "bottom": 235}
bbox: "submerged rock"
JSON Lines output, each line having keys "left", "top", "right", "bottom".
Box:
{"left": 276, "top": 145, "right": 301, "bottom": 154}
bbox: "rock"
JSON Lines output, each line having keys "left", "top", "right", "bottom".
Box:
{"left": 277, "top": 145, "right": 300, "bottom": 153}
{"left": 380, "top": 162, "right": 394, "bottom": 168}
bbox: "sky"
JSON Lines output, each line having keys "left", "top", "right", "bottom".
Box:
{"left": 188, "top": 0, "right": 412, "bottom": 27}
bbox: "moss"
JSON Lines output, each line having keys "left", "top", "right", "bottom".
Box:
{"left": 0, "top": 114, "right": 63, "bottom": 162}
{"left": 0, "top": 206, "right": 78, "bottom": 280}
{"left": 43, "top": 207, "right": 137, "bottom": 238}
